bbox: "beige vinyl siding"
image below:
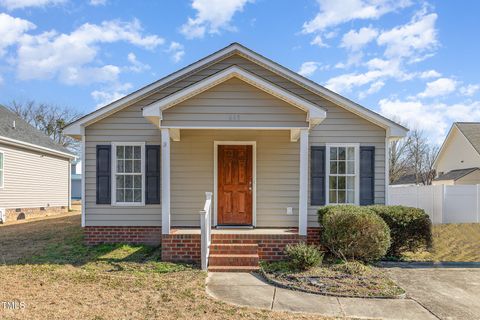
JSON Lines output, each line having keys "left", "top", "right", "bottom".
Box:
{"left": 84, "top": 104, "right": 162, "bottom": 227}
{"left": 435, "top": 127, "right": 480, "bottom": 174}
{"left": 171, "top": 129, "right": 299, "bottom": 227}
{"left": 162, "top": 78, "right": 308, "bottom": 128}
{"left": 308, "top": 103, "right": 386, "bottom": 225}
{"left": 0, "top": 142, "right": 69, "bottom": 209}
{"left": 82, "top": 52, "right": 387, "bottom": 227}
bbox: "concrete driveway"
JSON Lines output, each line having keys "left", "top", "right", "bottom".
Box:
{"left": 385, "top": 266, "right": 480, "bottom": 320}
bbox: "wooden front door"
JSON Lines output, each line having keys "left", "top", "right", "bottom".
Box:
{"left": 218, "top": 145, "right": 253, "bottom": 225}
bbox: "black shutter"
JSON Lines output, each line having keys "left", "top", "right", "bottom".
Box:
{"left": 145, "top": 145, "right": 161, "bottom": 204}
{"left": 96, "top": 145, "right": 111, "bottom": 204}
{"left": 311, "top": 146, "right": 326, "bottom": 206}
{"left": 360, "top": 146, "right": 375, "bottom": 205}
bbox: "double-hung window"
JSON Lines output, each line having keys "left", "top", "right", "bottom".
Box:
{"left": 326, "top": 144, "right": 359, "bottom": 205}
{"left": 112, "top": 142, "right": 145, "bottom": 205}
{"left": 0, "top": 151, "right": 4, "bottom": 188}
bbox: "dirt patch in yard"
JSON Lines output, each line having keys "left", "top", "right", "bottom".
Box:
{"left": 0, "top": 215, "right": 333, "bottom": 320}
{"left": 261, "top": 261, "right": 405, "bottom": 298}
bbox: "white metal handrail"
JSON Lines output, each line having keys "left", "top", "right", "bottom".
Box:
{"left": 199, "top": 192, "right": 213, "bottom": 271}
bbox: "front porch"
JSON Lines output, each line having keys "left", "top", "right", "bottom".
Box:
{"left": 161, "top": 227, "right": 320, "bottom": 272}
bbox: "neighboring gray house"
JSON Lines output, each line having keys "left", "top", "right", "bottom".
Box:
{"left": 64, "top": 43, "right": 407, "bottom": 270}
{"left": 71, "top": 159, "right": 82, "bottom": 200}
{"left": 0, "top": 105, "right": 76, "bottom": 223}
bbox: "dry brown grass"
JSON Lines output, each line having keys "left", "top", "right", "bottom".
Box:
{"left": 403, "top": 223, "right": 480, "bottom": 262}
{"left": 0, "top": 215, "right": 334, "bottom": 320}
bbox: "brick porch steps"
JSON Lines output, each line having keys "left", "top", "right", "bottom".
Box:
{"left": 210, "top": 243, "right": 258, "bottom": 254}
{"left": 208, "top": 242, "right": 260, "bottom": 272}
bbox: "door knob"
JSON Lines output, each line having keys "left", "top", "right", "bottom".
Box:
{"left": 248, "top": 181, "right": 252, "bottom": 191}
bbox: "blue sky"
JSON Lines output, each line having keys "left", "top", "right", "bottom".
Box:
{"left": 1, "top": 0, "right": 480, "bottom": 143}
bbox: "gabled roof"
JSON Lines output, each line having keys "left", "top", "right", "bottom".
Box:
{"left": 434, "top": 167, "right": 480, "bottom": 181}
{"left": 63, "top": 42, "right": 408, "bottom": 138}
{"left": 143, "top": 65, "right": 326, "bottom": 127}
{"left": 433, "top": 122, "right": 480, "bottom": 168}
{"left": 0, "top": 105, "right": 75, "bottom": 159}
{"left": 455, "top": 123, "right": 480, "bottom": 154}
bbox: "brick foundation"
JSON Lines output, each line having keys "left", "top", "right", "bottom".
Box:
{"left": 82, "top": 226, "right": 322, "bottom": 263}
{"left": 3, "top": 206, "right": 67, "bottom": 223}
{"left": 161, "top": 234, "right": 201, "bottom": 263}
{"left": 84, "top": 226, "right": 161, "bottom": 246}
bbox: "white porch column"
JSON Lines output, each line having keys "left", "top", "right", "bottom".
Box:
{"left": 161, "top": 128, "right": 171, "bottom": 234}
{"left": 299, "top": 129, "right": 309, "bottom": 236}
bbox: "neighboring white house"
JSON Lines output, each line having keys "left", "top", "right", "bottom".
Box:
{"left": 63, "top": 43, "right": 407, "bottom": 270}
{"left": 433, "top": 122, "right": 480, "bottom": 185}
{"left": 71, "top": 159, "right": 82, "bottom": 200}
{"left": 0, "top": 105, "right": 76, "bottom": 223}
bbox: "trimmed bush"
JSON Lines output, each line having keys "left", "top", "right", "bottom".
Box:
{"left": 320, "top": 205, "right": 391, "bottom": 261}
{"left": 368, "top": 205, "right": 432, "bottom": 257}
{"left": 284, "top": 243, "right": 324, "bottom": 271}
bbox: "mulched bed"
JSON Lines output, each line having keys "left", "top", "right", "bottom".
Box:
{"left": 260, "top": 261, "right": 406, "bottom": 299}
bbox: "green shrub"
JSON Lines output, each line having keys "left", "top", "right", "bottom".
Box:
{"left": 368, "top": 205, "right": 432, "bottom": 257}
{"left": 320, "top": 205, "right": 391, "bottom": 261}
{"left": 284, "top": 243, "right": 324, "bottom": 271}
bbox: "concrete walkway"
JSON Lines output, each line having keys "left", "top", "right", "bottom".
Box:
{"left": 206, "top": 272, "right": 439, "bottom": 320}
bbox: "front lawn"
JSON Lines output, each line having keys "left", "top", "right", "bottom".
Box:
{"left": 261, "top": 260, "right": 405, "bottom": 298}
{"left": 0, "top": 214, "right": 332, "bottom": 320}
{"left": 402, "top": 223, "right": 480, "bottom": 262}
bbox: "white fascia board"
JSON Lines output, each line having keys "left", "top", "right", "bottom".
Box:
{"left": 0, "top": 136, "right": 76, "bottom": 159}
{"left": 432, "top": 124, "right": 456, "bottom": 168}
{"left": 143, "top": 65, "right": 326, "bottom": 120}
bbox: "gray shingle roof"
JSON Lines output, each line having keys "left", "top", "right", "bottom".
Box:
{"left": 0, "top": 105, "right": 74, "bottom": 156}
{"left": 391, "top": 174, "right": 421, "bottom": 185}
{"left": 434, "top": 167, "right": 480, "bottom": 181}
{"left": 455, "top": 122, "right": 480, "bottom": 155}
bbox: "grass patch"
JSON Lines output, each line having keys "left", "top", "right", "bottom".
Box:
{"left": 402, "top": 223, "right": 480, "bottom": 262}
{"left": 261, "top": 260, "right": 405, "bottom": 298}
{"left": 0, "top": 214, "right": 334, "bottom": 320}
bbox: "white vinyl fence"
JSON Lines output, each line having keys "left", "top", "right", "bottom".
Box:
{"left": 388, "top": 185, "right": 480, "bottom": 224}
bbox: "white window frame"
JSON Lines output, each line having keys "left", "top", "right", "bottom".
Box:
{"left": 0, "top": 150, "right": 4, "bottom": 189}
{"left": 111, "top": 142, "right": 145, "bottom": 206}
{"left": 325, "top": 143, "right": 360, "bottom": 205}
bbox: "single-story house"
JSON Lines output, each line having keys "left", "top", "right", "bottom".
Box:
{"left": 64, "top": 43, "right": 407, "bottom": 270}
{"left": 433, "top": 122, "right": 480, "bottom": 185}
{"left": 390, "top": 173, "right": 423, "bottom": 187}
{"left": 0, "top": 105, "right": 76, "bottom": 223}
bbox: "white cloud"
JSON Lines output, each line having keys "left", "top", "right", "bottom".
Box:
{"left": 419, "top": 69, "right": 441, "bottom": 79}
{"left": 358, "top": 80, "right": 384, "bottom": 99}
{"left": 303, "top": 0, "right": 411, "bottom": 35}
{"left": 126, "top": 52, "right": 150, "bottom": 72}
{"left": 61, "top": 65, "right": 120, "bottom": 85}
{"left": 91, "top": 82, "right": 133, "bottom": 108}
{"left": 326, "top": 57, "right": 407, "bottom": 93}
{"left": 165, "top": 41, "right": 185, "bottom": 63}
{"left": 180, "top": 0, "right": 253, "bottom": 39}
{"left": 15, "top": 19, "right": 163, "bottom": 84}
{"left": 298, "top": 61, "right": 326, "bottom": 77}
{"left": 0, "top": 13, "right": 36, "bottom": 56}
{"left": 341, "top": 27, "right": 378, "bottom": 51}
{"left": 310, "top": 35, "right": 328, "bottom": 47}
{"left": 379, "top": 98, "right": 480, "bottom": 144}
{"left": 377, "top": 10, "right": 438, "bottom": 61}
{"left": 460, "top": 84, "right": 480, "bottom": 97}
{"left": 89, "top": 0, "right": 106, "bottom": 6}
{"left": 0, "top": 0, "right": 65, "bottom": 10}
{"left": 418, "top": 77, "right": 457, "bottom": 98}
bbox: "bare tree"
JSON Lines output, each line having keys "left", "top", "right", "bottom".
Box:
{"left": 389, "top": 137, "right": 411, "bottom": 184}
{"left": 7, "top": 100, "right": 83, "bottom": 155}
{"left": 389, "top": 129, "right": 439, "bottom": 185}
